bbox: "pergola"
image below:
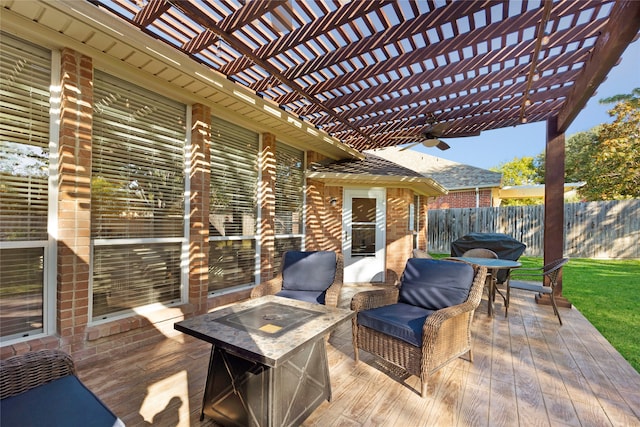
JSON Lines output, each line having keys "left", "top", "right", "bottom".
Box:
{"left": 8, "top": 0, "right": 638, "bottom": 299}
{"left": 88, "top": 0, "right": 640, "bottom": 149}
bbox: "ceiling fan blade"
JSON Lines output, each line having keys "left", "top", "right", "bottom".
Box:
{"left": 436, "top": 140, "right": 451, "bottom": 150}
{"left": 428, "top": 122, "right": 449, "bottom": 137}
{"left": 443, "top": 130, "right": 481, "bottom": 138}
{"left": 399, "top": 141, "right": 422, "bottom": 151}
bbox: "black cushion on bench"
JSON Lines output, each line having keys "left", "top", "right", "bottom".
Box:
{"left": 0, "top": 375, "right": 124, "bottom": 427}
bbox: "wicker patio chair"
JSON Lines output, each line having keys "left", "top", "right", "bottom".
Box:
{"left": 507, "top": 257, "right": 569, "bottom": 325}
{"left": 0, "top": 349, "right": 76, "bottom": 400}
{"left": 0, "top": 349, "right": 123, "bottom": 426}
{"left": 251, "top": 251, "right": 344, "bottom": 307}
{"left": 351, "top": 258, "right": 487, "bottom": 397}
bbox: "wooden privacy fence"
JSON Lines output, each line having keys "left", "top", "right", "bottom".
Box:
{"left": 427, "top": 200, "right": 640, "bottom": 259}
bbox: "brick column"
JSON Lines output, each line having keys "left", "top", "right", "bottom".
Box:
{"left": 57, "top": 49, "right": 93, "bottom": 356}
{"left": 418, "top": 195, "right": 428, "bottom": 250}
{"left": 386, "top": 188, "right": 414, "bottom": 284}
{"left": 305, "top": 151, "right": 342, "bottom": 252}
{"left": 260, "top": 133, "right": 276, "bottom": 280}
{"left": 189, "top": 104, "right": 211, "bottom": 314}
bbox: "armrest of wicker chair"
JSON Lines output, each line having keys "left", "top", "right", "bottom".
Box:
{"left": 0, "top": 349, "right": 75, "bottom": 399}
{"left": 350, "top": 288, "right": 400, "bottom": 312}
{"left": 324, "top": 282, "right": 343, "bottom": 308}
{"left": 250, "top": 275, "right": 284, "bottom": 298}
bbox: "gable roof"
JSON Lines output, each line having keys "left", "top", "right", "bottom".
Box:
{"left": 365, "top": 147, "right": 502, "bottom": 190}
{"left": 307, "top": 153, "right": 446, "bottom": 197}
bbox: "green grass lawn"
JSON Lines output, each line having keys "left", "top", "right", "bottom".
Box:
{"left": 434, "top": 254, "right": 640, "bottom": 373}
{"left": 548, "top": 257, "right": 639, "bottom": 374}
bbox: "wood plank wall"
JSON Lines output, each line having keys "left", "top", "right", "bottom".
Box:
{"left": 427, "top": 200, "right": 640, "bottom": 259}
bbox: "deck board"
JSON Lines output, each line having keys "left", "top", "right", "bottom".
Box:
{"left": 79, "top": 286, "right": 640, "bottom": 426}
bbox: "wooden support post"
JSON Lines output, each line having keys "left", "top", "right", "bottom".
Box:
{"left": 539, "top": 116, "right": 571, "bottom": 308}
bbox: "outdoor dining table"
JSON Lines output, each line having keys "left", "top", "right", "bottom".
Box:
{"left": 448, "top": 257, "right": 522, "bottom": 317}
{"left": 174, "top": 295, "right": 354, "bottom": 427}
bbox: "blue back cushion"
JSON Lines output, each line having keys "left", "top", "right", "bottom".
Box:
{"left": 281, "top": 251, "right": 337, "bottom": 291}
{"left": 398, "top": 258, "right": 474, "bottom": 310}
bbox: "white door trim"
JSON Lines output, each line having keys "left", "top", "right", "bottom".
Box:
{"left": 342, "top": 188, "right": 386, "bottom": 283}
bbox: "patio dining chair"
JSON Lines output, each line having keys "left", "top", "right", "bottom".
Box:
{"left": 250, "top": 251, "right": 343, "bottom": 307}
{"left": 461, "top": 248, "right": 500, "bottom": 302}
{"left": 507, "top": 258, "right": 570, "bottom": 325}
{"left": 351, "top": 258, "right": 487, "bottom": 397}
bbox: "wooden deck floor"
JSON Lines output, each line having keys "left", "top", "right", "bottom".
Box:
{"left": 79, "top": 285, "right": 640, "bottom": 427}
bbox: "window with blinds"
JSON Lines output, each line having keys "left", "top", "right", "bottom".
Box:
{"left": 0, "top": 33, "right": 51, "bottom": 340}
{"left": 274, "top": 142, "right": 304, "bottom": 267}
{"left": 208, "top": 117, "right": 259, "bottom": 292}
{"left": 91, "top": 71, "right": 186, "bottom": 319}
{"left": 275, "top": 142, "right": 304, "bottom": 235}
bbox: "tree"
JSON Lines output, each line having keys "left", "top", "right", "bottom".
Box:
{"left": 563, "top": 128, "right": 600, "bottom": 186}
{"left": 535, "top": 88, "right": 639, "bottom": 201}
{"left": 490, "top": 156, "right": 543, "bottom": 205}
{"left": 491, "top": 156, "right": 542, "bottom": 186}
{"left": 582, "top": 88, "right": 640, "bottom": 200}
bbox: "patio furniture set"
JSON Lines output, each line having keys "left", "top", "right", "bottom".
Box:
{"left": 0, "top": 239, "right": 567, "bottom": 427}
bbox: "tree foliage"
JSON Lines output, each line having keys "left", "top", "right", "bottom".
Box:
{"left": 491, "top": 156, "right": 542, "bottom": 186}
{"left": 490, "top": 156, "right": 543, "bottom": 205}
{"left": 581, "top": 88, "right": 640, "bottom": 200}
{"left": 536, "top": 88, "right": 639, "bottom": 201}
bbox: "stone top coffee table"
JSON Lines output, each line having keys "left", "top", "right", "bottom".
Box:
{"left": 175, "top": 295, "right": 354, "bottom": 427}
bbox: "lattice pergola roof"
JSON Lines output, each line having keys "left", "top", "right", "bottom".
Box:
{"left": 89, "top": 0, "right": 639, "bottom": 152}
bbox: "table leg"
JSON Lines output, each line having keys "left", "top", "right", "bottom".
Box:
{"left": 488, "top": 276, "right": 495, "bottom": 317}
{"left": 200, "top": 345, "right": 216, "bottom": 421}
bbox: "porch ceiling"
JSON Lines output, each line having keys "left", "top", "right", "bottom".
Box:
{"left": 82, "top": 0, "right": 639, "bottom": 152}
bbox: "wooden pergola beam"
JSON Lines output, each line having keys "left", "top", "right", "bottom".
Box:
{"left": 556, "top": 0, "right": 640, "bottom": 133}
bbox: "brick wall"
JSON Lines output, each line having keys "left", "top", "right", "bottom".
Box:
{"left": 427, "top": 188, "right": 493, "bottom": 209}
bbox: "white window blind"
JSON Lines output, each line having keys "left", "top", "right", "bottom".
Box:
{"left": 91, "top": 71, "right": 186, "bottom": 318}
{"left": 275, "top": 142, "right": 304, "bottom": 236}
{"left": 92, "top": 71, "right": 186, "bottom": 239}
{"left": 273, "top": 142, "right": 304, "bottom": 272}
{"left": 208, "top": 116, "right": 259, "bottom": 292}
{"left": 0, "top": 33, "right": 51, "bottom": 340}
{"left": 0, "top": 33, "right": 50, "bottom": 241}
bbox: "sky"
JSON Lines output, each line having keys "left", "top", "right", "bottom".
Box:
{"left": 411, "top": 39, "right": 640, "bottom": 170}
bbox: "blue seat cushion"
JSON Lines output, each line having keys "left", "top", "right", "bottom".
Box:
{"left": 276, "top": 289, "right": 326, "bottom": 304}
{"left": 281, "top": 251, "right": 336, "bottom": 292}
{"left": 357, "top": 303, "right": 434, "bottom": 347}
{"left": 398, "top": 258, "right": 474, "bottom": 311}
{"left": 0, "top": 374, "right": 123, "bottom": 427}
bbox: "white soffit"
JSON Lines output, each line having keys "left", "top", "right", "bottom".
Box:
{"left": 0, "top": 0, "right": 362, "bottom": 161}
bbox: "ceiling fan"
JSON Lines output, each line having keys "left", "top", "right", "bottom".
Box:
{"left": 394, "top": 118, "right": 480, "bottom": 151}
